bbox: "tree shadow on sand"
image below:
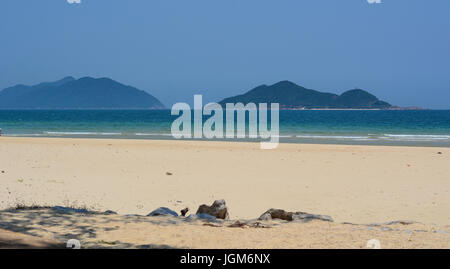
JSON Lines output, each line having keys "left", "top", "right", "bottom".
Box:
{"left": 0, "top": 207, "right": 181, "bottom": 249}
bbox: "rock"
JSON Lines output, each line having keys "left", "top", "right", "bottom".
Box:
{"left": 104, "top": 210, "right": 117, "bottom": 215}
{"left": 250, "top": 221, "right": 271, "bottom": 228}
{"left": 259, "top": 212, "right": 273, "bottom": 221}
{"left": 228, "top": 220, "right": 272, "bottom": 228}
{"left": 196, "top": 199, "right": 229, "bottom": 220}
{"left": 292, "top": 212, "right": 333, "bottom": 223}
{"left": 437, "top": 152, "right": 442, "bottom": 154}
{"left": 147, "top": 207, "right": 178, "bottom": 217}
{"left": 258, "top": 208, "right": 333, "bottom": 223}
{"left": 166, "top": 172, "right": 173, "bottom": 176}
{"left": 195, "top": 213, "right": 217, "bottom": 220}
{"left": 180, "top": 207, "right": 189, "bottom": 217}
{"left": 185, "top": 213, "right": 220, "bottom": 222}
{"left": 383, "top": 220, "right": 415, "bottom": 225}
{"left": 51, "top": 206, "right": 90, "bottom": 214}
{"left": 258, "top": 209, "right": 294, "bottom": 221}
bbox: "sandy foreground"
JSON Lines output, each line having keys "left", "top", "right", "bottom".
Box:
{"left": 0, "top": 137, "right": 449, "bottom": 248}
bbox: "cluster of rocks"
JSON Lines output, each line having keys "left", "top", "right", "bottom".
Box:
{"left": 147, "top": 199, "right": 230, "bottom": 222}
{"left": 146, "top": 199, "right": 333, "bottom": 224}
{"left": 44, "top": 200, "right": 334, "bottom": 226}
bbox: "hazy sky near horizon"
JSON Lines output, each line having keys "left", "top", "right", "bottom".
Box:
{"left": 1, "top": 0, "right": 449, "bottom": 108}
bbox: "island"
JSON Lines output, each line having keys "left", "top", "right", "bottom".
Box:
{"left": 219, "top": 80, "right": 393, "bottom": 109}
{"left": 0, "top": 76, "right": 165, "bottom": 109}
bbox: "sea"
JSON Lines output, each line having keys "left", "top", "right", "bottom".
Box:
{"left": 1, "top": 110, "right": 449, "bottom": 147}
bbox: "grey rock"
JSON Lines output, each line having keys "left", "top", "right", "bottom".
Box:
{"left": 368, "top": 220, "right": 416, "bottom": 226}
{"left": 184, "top": 213, "right": 221, "bottom": 222}
{"left": 228, "top": 220, "right": 272, "bottom": 228}
{"left": 384, "top": 220, "right": 415, "bottom": 225}
{"left": 258, "top": 209, "right": 292, "bottom": 221}
{"left": 258, "top": 208, "right": 333, "bottom": 222}
{"left": 147, "top": 207, "right": 178, "bottom": 217}
{"left": 196, "top": 199, "right": 229, "bottom": 220}
{"left": 259, "top": 212, "right": 273, "bottom": 221}
{"left": 292, "top": 212, "right": 333, "bottom": 223}
{"left": 104, "top": 210, "right": 117, "bottom": 215}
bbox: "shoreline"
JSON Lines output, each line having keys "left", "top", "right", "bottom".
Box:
{"left": 1, "top": 134, "right": 450, "bottom": 149}
{"left": 1, "top": 134, "right": 450, "bottom": 148}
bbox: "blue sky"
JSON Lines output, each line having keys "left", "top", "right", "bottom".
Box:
{"left": 1, "top": 0, "right": 449, "bottom": 108}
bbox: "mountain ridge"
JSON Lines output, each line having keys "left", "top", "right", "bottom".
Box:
{"left": 0, "top": 77, "right": 165, "bottom": 109}
{"left": 219, "top": 80, "right": 392, "bottom": 109}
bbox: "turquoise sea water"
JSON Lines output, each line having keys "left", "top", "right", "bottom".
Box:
{"left": 0, "top": 110, "right": 450, "bottom": 147}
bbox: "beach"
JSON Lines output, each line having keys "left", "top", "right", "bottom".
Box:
{"left": 0, "top": 137, "right": 449, "bottom": 248}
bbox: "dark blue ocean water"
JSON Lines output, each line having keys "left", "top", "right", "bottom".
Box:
{"left": 1, "top": 110, "right": 450, "bottom": 146}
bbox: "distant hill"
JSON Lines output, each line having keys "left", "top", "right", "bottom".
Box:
{"left": 0, "top": 76, "right": 165, "bottom": 109}
{"left": 219, "top": 81, "right": 392, "bottom": 109}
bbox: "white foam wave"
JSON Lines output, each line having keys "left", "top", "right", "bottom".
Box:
{"left": 4, "top": 134, "right": 46, "bottom": 137}
{"left": 383, "top": 134, "right": 450, "bottom": 140}
{"left": 293, "top": 133, "right": 450, "bottom": 142}
{"left": 44, "top": 131, "right": 122, "bottom": 135}
{"left": 271, "top": 135, "right": 293, "bottom": 138}
{"left": 134, "top": 133, "right": 173, "bottom": 136}
{"left": 295, "top": 135, "right": 370, "bottom": 140}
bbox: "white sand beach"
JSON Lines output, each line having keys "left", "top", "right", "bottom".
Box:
{"left": 0, "top": 137, "right": 449, "bottom": 248}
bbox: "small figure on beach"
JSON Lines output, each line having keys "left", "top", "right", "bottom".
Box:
{"left": 0, "top": 128, "right": 2, "bottom": 136}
